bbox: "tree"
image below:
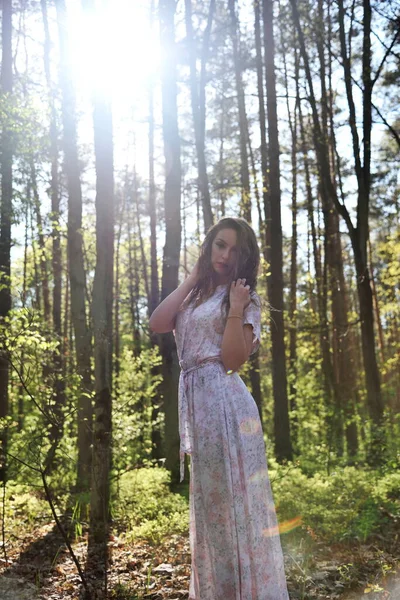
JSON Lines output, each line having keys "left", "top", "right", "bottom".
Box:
{"left": 290, "top": 0, "right": 385, "bottom": 463}
{"left": 55, "top": 0, "right": 93, "bottom": 488}
{"left": 159, "top": 0, "right": 182, "bottom": 483}
{"left": 0, "top": 0, "right": 13, "bottom": 483}
{"left": 262, "top": 0, "right": 292, "bottom": 461}
{"left": 184, "top": 0, "right": 214, "bottom": 232}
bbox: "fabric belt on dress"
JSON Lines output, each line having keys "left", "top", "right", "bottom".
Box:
{"left": 178, "top": 355, "right": 222, "bottom": 483}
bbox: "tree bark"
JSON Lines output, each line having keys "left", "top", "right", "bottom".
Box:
{"left": 159, "top": 0, "right": 182, "bottom": 483}
{"left": 127, "top": 186, "right": 141, "bottom": 356}
{"left": 254, "top": 0, "right": 270, "bottom": 277}
{"left": 148, "top": 1, "right": 163, "bottom": 462}
{"left": 262, "top": 0, "right": 292, "bottom": 461}
{"left": 291, "top": 0, "right": 384, "bottom": 463}
{"left": 184, "top": 0, "right": 214, "bottom": 232}
{"left": 41, "top": 0, "right": 65, "bottom": 445}
{"left": 0, "top": 0, "right": 13, "bottom": 483}
{"left": 279, "top": 11, "right": 299, "bottom": 440}
{"left": 55, "top": 0, "right": 93, "bottom": 490}
{"left": 148, "top": 55, "right": 159, "bottom": 318}
{"left": 114, "top": 191, "right": 125, "bottom": 389}
{"left": 229, "top": 0, "right": 251, "bottom": 222}
{"left": 87, "top": 11, "right": 114, "bottom": 568}
{"left": 30, "top": 161, "right": 51, "bottom": 324}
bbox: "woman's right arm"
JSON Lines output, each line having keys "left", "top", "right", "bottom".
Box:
{"left": 149, "top": 262, "right": 199, "bottom": 333}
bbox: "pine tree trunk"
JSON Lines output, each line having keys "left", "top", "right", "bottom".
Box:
{"left": 114, "top": 192, "right": 125, "bottom": 389}
{"left": 148, "top": 65, "right": 159, "bottom": 318}
{"left": 148, "top": 2, "right": 163, "bottom": 461}
{"left": 291, "top": 0, "right": 384, "bottom": 462}
{"left": 229, "top": 0, "right": 251, "bottom": 222}
{"left": 262, "top": 0, "right": 292, "bottom": 461}
{"left": 0, "top": 0, "right": 13, "bottom": 483}
{"left": 184, "top": 0, "right": 213, "bottom": 232}
{"left": 159, "top": 0, "right": 182, "bottom": 483}
{"left": 280, "top": 18, "right": 298, "bottom": 439}
{"left": 218, "top": 72, "right": 227, "bottom": 219}
{"left": 30, "top": 161, "right": 51, "bottom": 324}
{"left": 135, "top": 185, "right": 150, "bottom": 314}
{"left": 337, "top": 0, "right": 383, "bottom": 460}
{"left": 254, "top": 0, "right": 270, "bottom": 277}
{"left": 41, "top": 0, "right": 65, "bottom": 441}
{"left": 18, "top": 199, "right": 29, "bottom": 432}
{"left": 55, "top": 0, "right": 93, "bottom": 490}
{"left": 88, "top": 32, "right": 114, "bottom": 568}
{"left": 127, "top": 191, "right": 141, "bottom": 356}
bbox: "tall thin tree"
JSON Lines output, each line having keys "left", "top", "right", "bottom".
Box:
{"left": 159, "top": 0, "right": 182, "bottom": 482}
{"left": 184, "top": 0, "right": 214, "bottom": 232}
{"left": 0, "top": 0, "right": 13, "bottom": 483}
{"left": 262, "top": 0, "right": 292, "bottom": 461}
{"left": 55, "top": 0, "right": 93, "bottom": 488}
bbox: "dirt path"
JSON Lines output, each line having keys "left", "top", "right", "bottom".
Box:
{"left": 0, "top": 576, "right": 38, "bottom": 600}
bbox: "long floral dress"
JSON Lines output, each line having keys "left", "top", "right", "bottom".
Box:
{"left": 174, "top": 284, "right": 290, "bottom": 600}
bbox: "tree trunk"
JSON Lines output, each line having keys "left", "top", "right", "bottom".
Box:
{"left": 30, "top": 161, "right": 51, "bottom": 324}
{"left": 88, "top": 22, "right": 114, "bottom": 572}
{"left": 29, "top": 193, "right": 42, "bottom": 312}
{"left": 291, "top": 0, "right": 384, "bottom": 463}
{"left": 327, "top": 6, "right": 359, "bottom": 459}
{"left": 254, "top": 0, "right": 270, "bottom": 278}
{"left": 114, "top": 191, "right": 125, "bottom": 389}
{"left": 262, "top": 0, "right": 292, "bottom": 461}
{"left": 55, "top": 0, "right": 93, "bottom": 490}
{"left": 148, "top": 57, "right": 159, "bottom": 318}
{"left": 159, "top": 0, "right": 182, "bottom": 483}
{"left": 135, "top": 182, "right": 150, "bottom": 315}
{"left": 280, "top": 15, "right": 298, "bottom": 441}
{"left": 41, "top": 0, "right": 65, "bottom": 444}
{"left": 127, "top": 185, "right": 141, "bottom": 356}
{"left": 184, "top": 0, "right": 214, "bottom": 232}
{"left": 148, "top": 1, "right": 163, "bottom": 462}
{"left": 0, "top": 0, "right": 13, "bottom": 483}
{"left": 217, "top": 71, "right": 227, "bottom": 219}
{"left": 18, "top": 197, "right": 30, "bottom": 432}
{"left": 229, "top": 0, "right": 251, "bottom": 222}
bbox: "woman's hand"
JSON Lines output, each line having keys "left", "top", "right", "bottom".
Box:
{"left": 229, "top": 278, "right": 251, "bottom": 312}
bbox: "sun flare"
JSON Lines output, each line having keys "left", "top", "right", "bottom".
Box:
{"left": 68, "top": 0, "right": 160, "bottom": 101}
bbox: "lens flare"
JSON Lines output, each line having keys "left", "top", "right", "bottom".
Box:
{"left": 240, "top": 418, "right": 262, "bottom": 435}
{"left": 249, "top": 468, "right": 270, "bottom": 483}
{"left": 263, "top": 515, "right": 303, "bottom": 537}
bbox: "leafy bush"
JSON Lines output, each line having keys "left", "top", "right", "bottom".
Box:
{"left": 268, "top": 460, "right": 400, "bottom": 543}
{"left": 4, "top": 482, "right": 50, "bottom": 525}
{"left": 112, "top": 467, "right": 189, "bottom": 544}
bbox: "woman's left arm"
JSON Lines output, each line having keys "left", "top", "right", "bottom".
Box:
{"left": 220, "top": 279, "right": 255, "bottom": 373}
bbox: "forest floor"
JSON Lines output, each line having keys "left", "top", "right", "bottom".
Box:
{"left": 0, "top": 517, "right": 399, "bottom": 600}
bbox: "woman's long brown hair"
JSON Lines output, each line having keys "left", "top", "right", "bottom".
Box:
{"left": 183, "top": 217, "right": 261, "bottom": 315}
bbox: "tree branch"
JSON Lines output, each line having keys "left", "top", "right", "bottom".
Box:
{"left": 371, "top": 26, "right": 400, "bottom": 89}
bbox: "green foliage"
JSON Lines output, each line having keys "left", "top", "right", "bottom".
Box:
{"left": 3, "top": 482, "right": 50, "bottom": 526}
{"left": 113, "top": 347, "right": 163, "bottom": 473}
{"left": 268, "top": 460, "right": 400, "bottom": 543}
{"left": 3, "top": 307, "right": 79, "bottom": 488}
{"left": 112, "top": 467, "right": 189, "bottom": 545}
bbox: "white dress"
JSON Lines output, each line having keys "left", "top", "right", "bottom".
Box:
{"left": 174, "top": 285, "right": 290, "bottom": 600}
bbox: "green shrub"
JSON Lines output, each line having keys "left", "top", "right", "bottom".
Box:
{"left": 112, "top": 467, "right": 189, "bottom": 544}
{"left": 268, "top": 460, "right": 400, "bottom": 543}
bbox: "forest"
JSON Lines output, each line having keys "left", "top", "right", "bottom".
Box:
{"left": 0, "top": 0, "right": 399, "bottom": 599}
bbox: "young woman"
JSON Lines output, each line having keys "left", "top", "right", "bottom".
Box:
{"left": 150, "top": 217, "right": 290, "bottom": 599}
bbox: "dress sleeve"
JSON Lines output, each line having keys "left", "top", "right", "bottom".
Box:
{"left": 243, "top": 292, "right": 261, "bottom": 355}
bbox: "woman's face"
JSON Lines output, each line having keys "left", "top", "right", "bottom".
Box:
{"left": 210, "top": 228, "right": 238, "bottom": 283}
